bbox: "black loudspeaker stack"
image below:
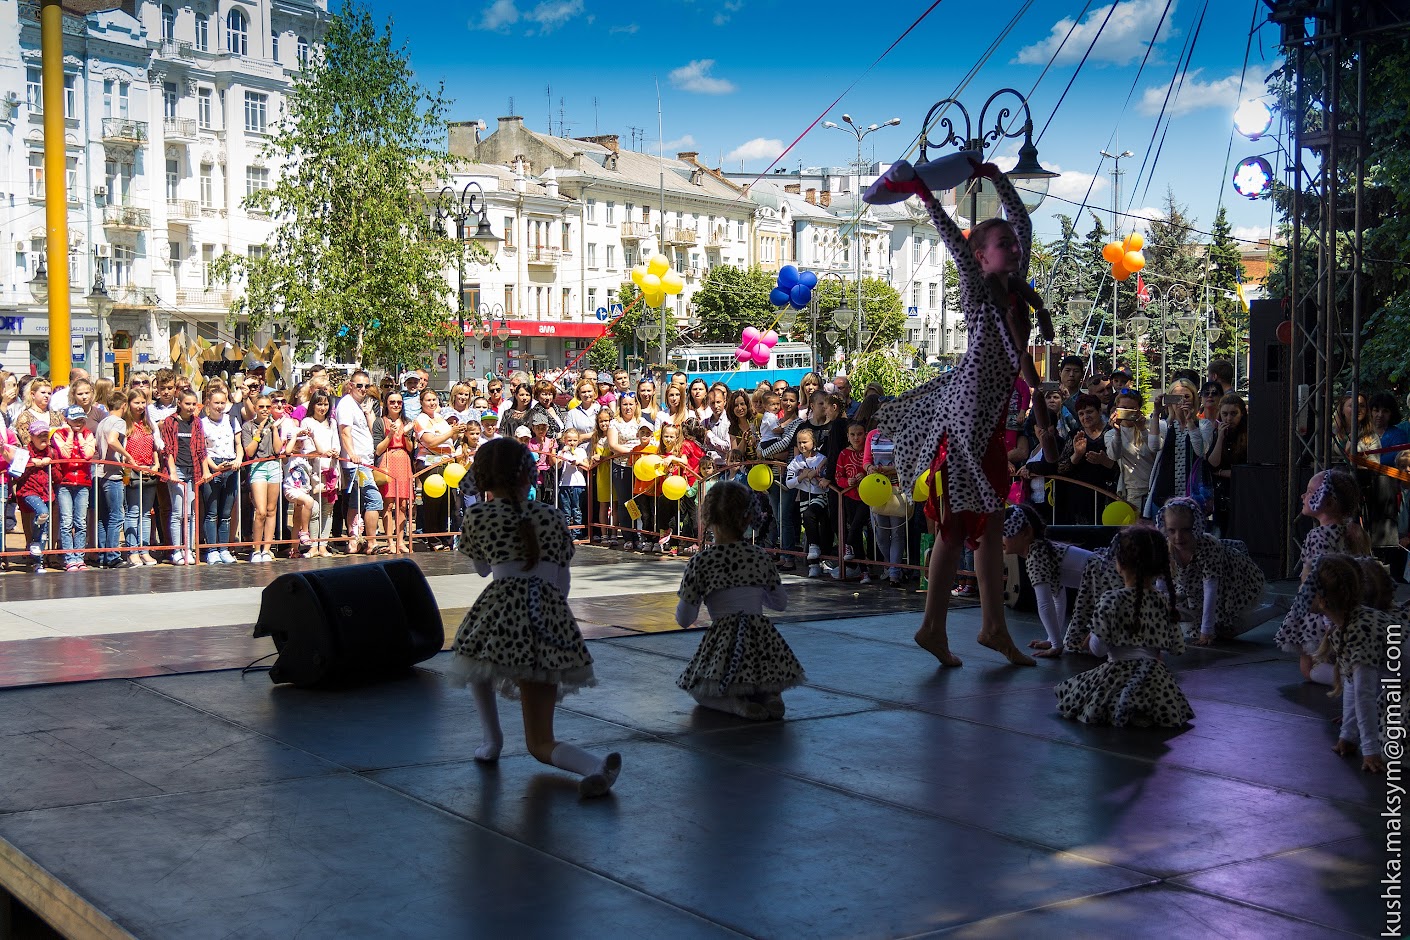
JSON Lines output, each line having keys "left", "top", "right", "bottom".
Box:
{"left": 254, "top": 559, "right": 445, "bottom": 688}
{"left": 1245, "top": 298, "right": 1288, "bottom": 466}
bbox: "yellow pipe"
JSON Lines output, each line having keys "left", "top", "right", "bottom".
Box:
{"left": 41, "top": 0, "right": 71, "bottom": 387}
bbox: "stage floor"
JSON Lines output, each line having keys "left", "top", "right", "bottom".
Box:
{"left": 0, "top": 561, "right": 1389, "bottom": 938}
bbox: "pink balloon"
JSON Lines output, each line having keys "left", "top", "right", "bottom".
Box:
{"left": 741, "top": 326, "right": 761, "bottom": 345}
{"left": 734, "top": 346, "right": 751, "bottom": 363}
{"left": 761, "top": 330, "right": 779, "bottom": 348}
{"left": 751, "top": 343, "right": 771, "bottom": 366}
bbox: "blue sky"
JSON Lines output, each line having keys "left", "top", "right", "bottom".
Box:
{"left": 343, "top": 0, "right": 1286, "bottom": 248}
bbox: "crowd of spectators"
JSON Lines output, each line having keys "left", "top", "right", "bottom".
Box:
{"left": 1, "top": 354, "right": 1406, "bottom": 585}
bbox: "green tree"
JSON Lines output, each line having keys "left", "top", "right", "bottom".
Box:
{"left": 1205, "top": 206, "right": 1246, "bottom": 363}
{"left": 212, "top": 5, "right": 458, "bottom": 369}
{"left": 850, "top": 347, "right": 937, "bottom": 396}
{"left": 691, "top": 265, "right": 777, "bottom": 343}
{"left": 1142, "top": 189, "right": 1205, "bottom": 375}
{"left": 585, "top": 337, "right": 620, "bottom": 373}
{"left": 811, "top": 277, "right": 904, "bottom": 368}
{"left": 608, "top": 283, "right": 676, "bottom": 373}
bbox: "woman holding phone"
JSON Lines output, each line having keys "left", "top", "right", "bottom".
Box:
{"left": 1143, "top": 377, "right": 1213, "bottom": 519}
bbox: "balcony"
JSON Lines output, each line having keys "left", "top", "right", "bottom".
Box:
{"left": 157, "top": 38, "right": 195, "bottom": 61}
{"left": 178, "top": 288, "right": 233, "bottom": 308}
{"left": 102, "top": 204, "right": 151, "bottom": 230}
{"left": 101, "top": 118, "right": 148, "bottom": 146}
{"left": 620, "top": 221, "right": 652, "bottom": 241}
{"left": 112, "top": 284, "right": 159, "bottom": 308}
{"left": 164, "top": 117, "right": 197, "bottom": 141}
{"left": 526, "top": 246, "right": 561, "bottom": 266}
{"left": 663, "top": 227, "right": 697, "bottom": 246}
{"left": 167, "top": 199, "right": 199, "bottom": 222}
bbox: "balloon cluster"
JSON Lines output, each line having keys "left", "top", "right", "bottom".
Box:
{"left": 1102, "top": 232, "right": 1145, "bottom": 282}
{"left": 769, "top": 265, "right": 820, "bottom": 309}
{"left": 735, "top": 326, "right": 780, "bottom": 366}
{"left": 421, "top": 462, "right": 466, "bottom": 499}
{"left": 630, "top": 253, "right": 686, "bottom": 308}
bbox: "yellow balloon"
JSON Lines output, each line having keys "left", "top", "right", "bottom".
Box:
{"left": 443, "top": 463, "right": 466, "bottom": 488}
{"left": 747, "top": 463, "right": 773, "bottom": 491}
{"left": 644, "top": 289, "right": 665, "bottom": 308}
{"left": 640, "top": 273, "right": 662, "bottom": 292}
{"left": 1124, "top": 250, "right": 1146, "bottom": 272}
{"left": 1102, "top": 501, "right": 1138, "bottom": 526}
{"left": 568, "top": 398, "right": 580, "bottom": 410}
{"left": 634, "top": 453, "right": 664, "bottom": 482}
{"left": 661, "top": 475, "right": 689, "bottom": 501}
{"left": 660, "top": 271, "right": 685, "bottom": 295}
{"left": 422, "top": 473, "right": 447, "bottom": 498}
{"left": 1123, "top": 231, "right": 1144, "bottom": 252}
{"left": 858, "top": 472, "right": 894, "bottom": 509}
{"left": 647, "top": 253, "right": 670, "bottom": 276}
{"left": 630, "top": 265, "right": 648, "bottom": 286}
{"left": 913, "top": 470, "right": 931, "bottom": 502}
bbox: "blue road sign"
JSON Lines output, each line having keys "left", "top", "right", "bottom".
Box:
{"left": 595, "top": 307, "right": 609, "bottom": 321}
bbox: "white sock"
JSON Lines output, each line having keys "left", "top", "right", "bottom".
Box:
{"left": 550, "top": 743, "right": 622, "bottom": 797}
{"left": 1308, "top": 662, "right": 1336, "bottom": 686}
{"left": 469, "top": 681, "right": 503, "bottom": 762}
{"left": 691, "top": 691, "right": 769, "bottom": 720}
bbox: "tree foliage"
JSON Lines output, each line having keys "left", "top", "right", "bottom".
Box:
{"left": 1204, "top": 206, "right": 1245, "bottom": 363}
{"left": 608, "top": 283, "right": 676, "bottom": 373}
{"left": 804, "top": 277, "right": 905, "bottom": 368}
{"left": 212, "top": 5, "right": 458, "bottom": 370}
{"left": 691, "top": 265, "right": 777, "bottom": 343}
{"left": 850, "top": 347, "right": 937, "bottom": 397}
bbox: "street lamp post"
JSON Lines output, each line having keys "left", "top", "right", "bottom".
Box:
{"left": 920, "top": 89, "right": 1059, "bottom": 225}
{"left": 434, "top": 181, "right": 501, "bottom": 386}
{"left": 789, "top": 270, "right": 851, "bottom": 370}
{"left": 822, "top": 115, "right": 900, "bottom": 353}
{"left": 1098, "top": 149, "right": 1134, "bottom": 369}
{"left": 1153, "top": 282, "right": 1191, "bottom": 392}
{"left": 87, "top": 260, "right": 114, "bottom": 381}
{"left": 477, "top": 302, "right": 506, "bottom": 379}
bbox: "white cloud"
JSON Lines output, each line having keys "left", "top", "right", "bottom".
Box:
{"left": 609, "top": 23, "right": 639, "bottom": 34}
{"left": 1232, "top": 224, "right": 1274, "bottom": 244}
{"left": 990, "top": 157, "right": 1108, "bottom": 209}
{"left": 475, "top": 0, "right": 519, "bottom": 31}
{"left": 656, "top": 134, "right": 698, "bottom": 155}
{"left": 713, "top": 0, "right": 744, "bottom": 26}
{"left": 669, "top": 60, "right": 737, "bottom": 95}
{"left": 726, "top": 137, "right": 784, "bottom": 164}
{"left": 1014, "top": 0, "right": 1179, "bottom": 67}
{"left": 528, "top": 0, "right": 583, "bottom": 32}
{"left": 1138, "top": 68, "right": 1254, "bottom": 117}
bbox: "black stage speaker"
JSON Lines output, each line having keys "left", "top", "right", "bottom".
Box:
{"left": 254, "top": 559, "right": 444, "bottom": 687}
{"left": 1246, "top": 298, "right": 1288, "bottom": 466}
{"left": 1228, "top": 463, "right": 1314, "bottom": 580}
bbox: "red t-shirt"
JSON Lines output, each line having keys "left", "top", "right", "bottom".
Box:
{"left": 50, "top": 426, "right": 94, "bottom": 487}
{"left": 835, "top": 447, "right": 867, "bottom": 500}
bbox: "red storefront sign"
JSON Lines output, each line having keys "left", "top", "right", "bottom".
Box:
{"left": 462, "top": 320, "right": 608, "bottom": 338}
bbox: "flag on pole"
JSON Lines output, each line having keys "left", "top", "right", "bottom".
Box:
{"left": 1135, "top": 273, "right": 1151, "bottom": 306}
{"left": 1235, "top": 274, "right": 1250, "bottom": 311}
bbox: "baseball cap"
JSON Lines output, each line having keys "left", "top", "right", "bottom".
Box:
{"left": 514, "top": 426, "right": 532, "bottom": 438}
{"left": 28, "top": 421, "right": 50, "bottom": 436}
{"left": 530, "top": 413, "right": 549, "bottom": 426}
{"left": 65, "top": 405, "right": 85, "bottom": 421}
{"left": 480, "top": 410, "right": 498, "bottom": 423}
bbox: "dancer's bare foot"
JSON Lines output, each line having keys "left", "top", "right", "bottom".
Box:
{"left": 977, "top": 630, "right": 1037, "bottom": 666}
{"left": 1033, "top": 646, "right": 1063, "bottom": 659}
{"left": 915, "top": 629, "right": 963, "bottom": 667}
{"left": 1029, "top": 639, "right": 1053, "bottom": 650}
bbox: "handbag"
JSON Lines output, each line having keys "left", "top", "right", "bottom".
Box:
{"left": 372, "top": 466, "right": 391, "bottom": 487}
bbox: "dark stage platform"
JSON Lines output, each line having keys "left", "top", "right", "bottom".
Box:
{"left": 0, "top": 593, "right": 1389, "bottom": 938}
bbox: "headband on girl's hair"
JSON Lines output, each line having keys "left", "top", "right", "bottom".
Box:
{"left": 1002, "top": 506, "right": 1030, "bottom": 539}
{"left": 1158, "top": 496, "right": 1205, "bottom": 539}
{"left": 1307, "top": 472, "right": 1336, "bottom": 512}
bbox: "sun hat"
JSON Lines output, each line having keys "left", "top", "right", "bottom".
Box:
{"left": 513, "top": 426, "right": 532, "bottom": 438}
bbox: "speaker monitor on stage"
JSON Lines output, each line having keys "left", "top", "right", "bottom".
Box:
{"left": 254, "top": 559, "right": 444, "bottom": 688}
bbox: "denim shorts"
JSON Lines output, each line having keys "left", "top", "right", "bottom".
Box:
{"left": 350, "top": 480, "right": 384, "bottom": 513}
{"left": 250, "top": 460, "right": 283, "bottom": 484}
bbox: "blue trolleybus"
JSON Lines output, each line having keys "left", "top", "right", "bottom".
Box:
{"left": 667, "top": 342, "right": 816, "bottom": 390}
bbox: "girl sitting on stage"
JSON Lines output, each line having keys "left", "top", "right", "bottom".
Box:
{"left": 1001, "top": 504, "right": 1095, "bottom": 659}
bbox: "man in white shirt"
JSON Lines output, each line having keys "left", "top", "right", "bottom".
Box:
{"left": 49, "top": 367, "right": 88, "bottom": 414}
{"left": 337, "top": 370, "right": 382, "bottom": 549}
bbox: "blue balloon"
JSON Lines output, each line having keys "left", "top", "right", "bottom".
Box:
{"left": 790, "top": 283, "right": 812, "bottom": 308}
{"left": 799, "top": 270, "right": 818, "bottom": 289}
{"left": 777, "top": 264, "right": 800, "bottom": 289}
{"left": 769, "top": 287, "right": 791, "bottom": 307}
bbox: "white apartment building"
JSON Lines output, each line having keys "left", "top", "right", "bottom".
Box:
{"left": 0, "top": 0, "right": 325, "bottom": 381}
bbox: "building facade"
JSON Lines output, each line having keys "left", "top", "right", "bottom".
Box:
{"left": 0, "top": 0, "right": 325, "bottom": 381}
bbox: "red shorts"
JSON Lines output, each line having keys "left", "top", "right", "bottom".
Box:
{"left": 925, "top": 428, "right": 1009, "bottom": 548}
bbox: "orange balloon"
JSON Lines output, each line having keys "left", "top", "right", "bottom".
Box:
{"left": 1113, "top": 262, "right": 1133, "bottom": 281}
{"left": 1123, "top": 232, "right": 1144, "bottom": 252}
{"left": 1102, "top": 242, "right": 1124, "bottom": 263}
{"left": 1124, "top": 250, "right": 1146, "bottom": 272}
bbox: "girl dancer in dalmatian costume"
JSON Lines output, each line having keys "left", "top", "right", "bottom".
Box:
{"left": 870, "top": 158, "right": 1045, "bottom": 668}
{"left": 1001, "top": 503, "right": 1096, "bottom": 659}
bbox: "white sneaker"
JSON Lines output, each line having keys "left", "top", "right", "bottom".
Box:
{"left": 831, "top": 564, "right": 846, "bottom": 580}
{"left": 806, "top": 543, "right": 821, "bottom": 561}
{"left": 860, "top": 573, "right": 873, "bottom": 585}
{"left": 206, "top": 551, "right": 221, "bottom": 565}
{"left": 843, "top": 548, "right": 855, "bottom": 561}
{"left": 220, "top": 549, "right": 237, "bottom": 564}
{"left": 173, "top": 553, "right": 187, "bottom": 566}
{"left": 808, "top": 564, "right": 822, "bottom": 578}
